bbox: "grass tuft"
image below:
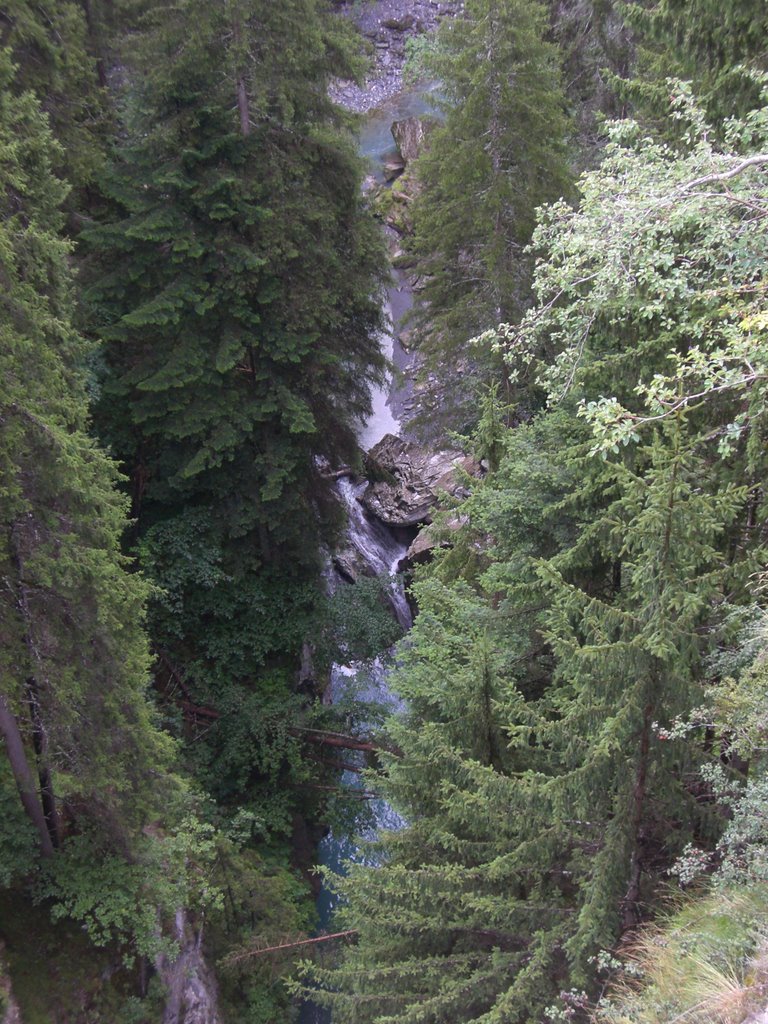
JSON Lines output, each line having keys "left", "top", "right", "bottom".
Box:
{"left": 595, "top": 886, "right": 768, "bottom": 1024}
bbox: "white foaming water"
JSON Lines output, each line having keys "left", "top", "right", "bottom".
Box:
{"left": 306, "top": 457, "right": 411, "bottom": 940}
{"left": 334, "top": 476, "right": 411, "bottom": 629}
{"left": 300, "top": 80, "right": 433, "bottom": 1024}
{"left": 356, "top": 296, "right": 401, "bottom": 452}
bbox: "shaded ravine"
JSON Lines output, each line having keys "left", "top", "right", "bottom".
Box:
{"left": 298, "top": 94, "right": 427, "bottom": 1024}
{"left": 298, "top": 492, "right": 411, "bottom": 1024}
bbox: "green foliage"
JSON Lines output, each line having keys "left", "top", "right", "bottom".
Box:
{"left": 0, "top": 889, "right": 140, "bottom": 1024}
{"left": 0, "top": 765, "right": 37, "bottom": 889}
{"left": 505, "top": 88, "right": 768, "bottom": 466}
{"left": 467, "top": 381, "right": 509, "bottom": 472}
{"left": 403, "top": 33, "right": 438, "bottom": 85}
{"left": 210, "top": 841, "right": 315, "bottom": 1023}
{"left": 593, "top": 887, "right": 768, "bottom": 1024}
{"left": 620, "top": 0, "right": 768, "bottom": 130}
{"left": 545, "top": 0, "right": 631, "bottom": 148}
{"left": 408, "top": 0, "right": 572, "bottom": 429}
{"left": 0, "top": 49, "right": 176, "bottom": 846}
{"left": 38, "top": 818, "right": 223, "bottom": 964}
{"left": 89, "top": 0, "right": 385, "bottom": 512}
{"left": 298, "top": 94, "right": 768, "bottom": 1023}
{"left": 82, "top": 0, "right": 389, "bottom": 830}
{"left": 140, "top": 514, "right": 316, "bottom": 681}
{"left": 315, "top": 576, "right": 406, "bottom": 666}
{"left": 1, "top": 0, "right": 110, "bottom": 188}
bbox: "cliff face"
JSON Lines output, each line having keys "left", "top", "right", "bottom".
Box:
{"left": 156, "top": 911, "right": 221, "bottom": 1024}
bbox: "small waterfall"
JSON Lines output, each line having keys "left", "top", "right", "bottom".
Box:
{"left": 299, "top": 485, "right": 410, "bottom": 1024}
{"left": 334, "top": 477, "right": 412, "bottom": 630}
{"left": 356, "top": 294, "right": 401, "bottom": 451}
{"left": 300, "top": 324, "right": 413, "bottom": 1024}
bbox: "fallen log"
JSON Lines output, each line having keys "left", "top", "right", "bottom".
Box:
{"left": 289, "top": 726, "right": 381, "bottom": 752}
{"left": 222, "top": 930, "right": 358, "bottom": 966}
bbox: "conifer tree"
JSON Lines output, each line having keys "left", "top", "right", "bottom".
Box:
{"left": 299, "top": 420, "right": 746, "bottom": 1023}
{"left": 0, "top": 52, "right": 172, "bottom": 856}
{"left": 620, "top": 0, "right": 768, "bottom": 129}
{"left": 298, "top": 98, "right": 768, "bottom": 1023}
{"left": 85, "top": 0, "right": 388, "bottom": 814}
{"left": 409, "top": 0, "right": 571, "bottom": 426}
{"left": 2, "top": 0, "right": 110, "bottom": 189}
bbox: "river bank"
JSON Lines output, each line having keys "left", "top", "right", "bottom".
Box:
{"left": 330, "top": 0, "right": 460, "bottom": 112}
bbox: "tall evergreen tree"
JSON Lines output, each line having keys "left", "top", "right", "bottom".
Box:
{"left": 85, "top": 0, "right": 388, "bottom": 817}
{"left": 409, "top": 0, "right": 571, "bottom": 429}
{"left": 297, "top": 98, "right": 768, "bottom": 1022}
{"left": 1, "top": 0, "right": 110, "bottom": 190}
{"left": 299, "top": 423, "right": 745, "bottom": 1023}
{"left": 620, "top": 0, "right": 768, "bottom": 129}
{"left": 0, "top": 52, "right": 172, "bottom": 857}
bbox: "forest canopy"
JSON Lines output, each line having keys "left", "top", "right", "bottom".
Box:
{"left": 2, "top": 1, "right": 768, "bottom": 1022}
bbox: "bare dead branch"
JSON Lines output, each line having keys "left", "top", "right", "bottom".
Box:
{"left": 222, "top": 930, "right": 358, "bottom": 966}
{"left": 681, "top": 154, "right": 768, "bottom": 191}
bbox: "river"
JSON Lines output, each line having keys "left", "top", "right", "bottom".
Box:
{"left": 298, "top": 88, "right": 429, "bottom": 1024}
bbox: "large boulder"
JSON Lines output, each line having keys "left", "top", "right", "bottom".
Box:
{"left": 333, "top": 543, "right": 374, "bottom": 584}
{"left": 400, "top": 515, "right": 468, "bottom": 570}
{"left": 391, "top": 116, "right": 435, "bottom": 165}
{"left": 362, "top": 434, "right": 481, "bottom": 527}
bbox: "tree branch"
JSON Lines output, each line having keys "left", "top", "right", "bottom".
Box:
{"left": 223, "top": 930, "right": 358, "bottom": 965}
{"left": 681, "top": 154, "right": 768, "bottom": 191}
{"left": 289, "top": 726, "right": 397, "bottom": 754}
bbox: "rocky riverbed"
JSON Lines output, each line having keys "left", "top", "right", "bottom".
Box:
{"left": 331, "top": 0, "right": 460, "bottom": 112}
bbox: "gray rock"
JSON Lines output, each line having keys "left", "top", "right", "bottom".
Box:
{"left": 401, "top": 515, "right": 467, "bottom": 568}
{"left": 391, "top": 116, "right": 435, "bottom": 164}
{"left": 333, "top": 545, "right": 375, "bottom": 583}
{"left": 398, "top": 326, "right": 416, "bottom": 350}
{"left": 362, "top": 433, "right": 481, "bottom": 526}
{"left": 383, "top": 14, "right": 415, "bottom": 30}
{"left": 383, "top": 157, "right": 406, "bottom": 181}
{"left": 329, "top": 1, "right": 460, "bottom": 114}
{"left": 157, "top": 909, "right": 221, "bottom": 1024}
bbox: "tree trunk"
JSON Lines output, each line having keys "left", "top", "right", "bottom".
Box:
{"left": 485, "top": 0, "right": 505, "bottom": 324}
{"left": 237, "top": 77, "right": 250, "bottom": 137}
{"left": 9, "top": 524, "right": 61, "bottom": 849}
{"left": 80, "top": 0, "right": 108, "bottom": 88}
{"left": 620, "top": 699, "right": 652, "bottom": 932}
{"left": 0, "top": 693, "right": 55, "bottom": 857}
{"left": 232, "top": 14, "right": 251, "bottom": 137}
{"left": 26, "top": 678, "right": 61, "bottom": 848}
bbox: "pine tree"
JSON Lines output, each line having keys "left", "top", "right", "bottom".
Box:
{"left": 297, "top": 96, "right": 768, "bottom": 1023}
{"left": 2, "top": 0, "right": 110, "bottom": 189}
{"left": 0, "top": 52, "right": 172, "bottom": 857}
{"left": 620, "top": 0, "right": 768, "bottom": 130}
{"left": 298, "top": 415, "right": 747, "bottom": 1022}
{"left": 409, "top": 0, "right": 571, "bottom": 428}
{"left": 84, "top": 0, "right": 388, "bottom": 815}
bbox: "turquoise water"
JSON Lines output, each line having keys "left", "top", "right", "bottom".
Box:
{"left": 357, "top": 81, "right": 441, "bottom": 179}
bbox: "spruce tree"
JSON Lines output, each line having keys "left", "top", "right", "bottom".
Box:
{"left": 620, "top": 0, "right": 768, "bottom": 130}
{"left": 297, "top": 98, "right": 768, "bottom": 1022}
{"left": 2, "top": 0, "right": 110, "bottom": 189}
{"left": 85, "top": 0, "right": 388, "bottom": 815}
{"left": 298, "top": 418, "right": 746, "bottom": 1023}
{"left": 0, "top": 52, "right": 172, "bottom": 856}
{"left": 409, "top": 0, "right": 571, "bottom": 428}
